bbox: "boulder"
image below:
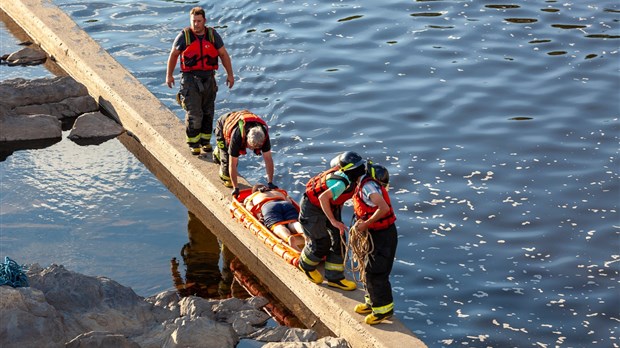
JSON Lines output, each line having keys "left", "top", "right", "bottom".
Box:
{"left": 4, "top": 46, "right": 47, "bottom": 66}
{"left": 27, "top": 264, "right": 162, "bottom": 340}
{"left": 0, "top": 76, "right": 90, "bottom": 109}
{"left": 13, "top": 96, "right": 98, "bottom": 120}
{"left": 163, "top": 317, "right": 238, "bottom": 348}
{"left": 0, "top": 113, "right": 62, "bottom": 142}
{"left": 0, "top": 286, "right": 67, "bottom": 348}
{"left": 250, "top": 326, "right": 319, "bottom": 343}
{"left": 262, "top": 337, "right": 349, "bottom": 348}
{"left": 67, "top": 111, "right": 124, "bottom": 144}
{"left": 0, "top": 263, "right": 339, "bottom": 348}
{"left": 65, "top": 331, "right": 140, "bottom": 348}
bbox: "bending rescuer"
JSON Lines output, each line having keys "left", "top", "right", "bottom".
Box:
{"left": 213, "top": 110, "right": 275, "bottom": 193}
{"left": 297, "top": 151, "right": 366, "bottom": 291}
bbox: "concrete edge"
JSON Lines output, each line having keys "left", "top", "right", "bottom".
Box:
{"left": 1, "top": 1, "right": 427, "bottom": 347}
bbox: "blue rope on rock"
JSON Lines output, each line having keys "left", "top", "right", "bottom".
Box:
{"left": 0, "top": 256, "right": 29, "bottom": 288}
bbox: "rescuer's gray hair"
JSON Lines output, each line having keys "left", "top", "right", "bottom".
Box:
{"left": 247, "top": 126, "right": 266, "bottom": 149}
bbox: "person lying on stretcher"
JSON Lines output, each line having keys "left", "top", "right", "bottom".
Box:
{"left": 243, "top": 184, "right": 306, "bottom": 252}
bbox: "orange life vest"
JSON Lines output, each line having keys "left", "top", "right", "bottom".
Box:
{"left": 223, "top": 110, "right": 269, "bottom": 155}
{"left": 180, "top": 27, "right": 219, "bottom": 72}
{"left": 245, "top": 189, "right": 289, "bottom": 216}
{"left": 353, "top": 176, "right": 396, "bottom": 230}
{"left": 305, "top": 167, "right": 356, "bottom": 209}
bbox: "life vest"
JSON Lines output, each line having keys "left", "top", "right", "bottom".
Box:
{"left": 180, "top": 27, "right": 219, "bottom": 72}
{"left": 223, "top": 110, "right": 269, "bottom": 155}
{"left": 353, "top": 176, "right": 396, "bottom": 230}
{"left": 245, "top": 189, "right": 288, "bottom": 216}
{"left": 305, "top": 167, "right": 356, "bottom": 209}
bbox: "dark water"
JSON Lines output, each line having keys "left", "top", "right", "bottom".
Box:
{"left": 1, "top": 1, "right": 619, "bottom": 347}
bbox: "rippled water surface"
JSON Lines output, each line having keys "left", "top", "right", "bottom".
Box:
{"left": 1, "top": 1, "right": 619, "bottom": 347}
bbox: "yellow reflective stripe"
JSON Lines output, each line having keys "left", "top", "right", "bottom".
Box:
{"left": 200, "top": 133, "right": 212, "bottom": 140}
{"left": 301, "top": 252, "right": 320, "bottom": 266}
{"left": 183, "top": 28, "right": 191, "bottom": 46}
{"left": 340, "top": 163, "right": 353, "bottom": 171}
{"left": 208, "top": 27, "right": 214, "bottom": 43}
{"left": 238, "top": 120, "right": 245, "bottom": 136}
{"left": 324, "top": 262, "right": 344, "bottom": 272}
{"left": 187, "top": 134, "right": 201, "bottom": 143}
{"left": 372, "top": 302, "right": 394, "bottom": 314}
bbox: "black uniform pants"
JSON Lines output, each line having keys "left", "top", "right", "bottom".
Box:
{"left": 365, "top": 223, "right": 398, "bottom": 308}
{"left": 180, "top": 72, "right": 217, "bottom": 147}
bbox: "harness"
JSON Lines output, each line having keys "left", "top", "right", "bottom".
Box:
{"left": 222, "top": 110, "right": 269, "bottom": 155}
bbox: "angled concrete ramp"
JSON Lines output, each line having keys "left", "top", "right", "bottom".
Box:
{"left": 1, "top": 1, "right": 427, "bottom": 347}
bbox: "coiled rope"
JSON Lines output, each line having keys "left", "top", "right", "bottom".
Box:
{"left": 0, "top": 257, "right": 29, "bottom": 288}
{"left": 343, "top": 222, "right": 374, "bottom": 285}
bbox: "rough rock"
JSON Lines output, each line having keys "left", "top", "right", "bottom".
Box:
{"left": 0, "top": 76, "right": 90, "bottom": 109}
{"left": 163, "top": 317, "right": 238, "bottom": 348}
{"left": 0, "top": 286, "right": 67, "bottom": 348}
{"left": 250, "top": 326, "right": 319, "bottom": 342}
{"left": 0, "top": 264, "right": 340, "bottom": 348}
{"left": 13, "top": 95, "right": 98, "bottom": 120}
{"left": 27, "top": 264, "right": 161, "bottom": 340}
{"left": 65, "top": 331, "right": 140, "bottom": 348}
{"left": 230, "top": 309, "right": 272, "bottom": 336}
{"left": 262, "top": 337, "right": 349, "bottom": 348}
{"left": 68, "top": 111, "right": 124, "bottom": 142}
{"left": 4, "top": 46, "right": 47, "bottom": 66}
{"left": 0, "top": 114, "right": 62, "bottom": 142}
{"left": 0, "top": 76, "right": 119, "bottom": 156}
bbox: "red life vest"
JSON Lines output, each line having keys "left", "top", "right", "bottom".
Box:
{"left": 353, "top": 176, "right": 396, "bottom": 230}
{"left": 305, "top": 167, "right": 356, "bottom": 209}
{"left": 223, "top": 110, "right": 269, "bottom": 155}
{"left": 180, "top": 27, "right": 219, "bottom": 72}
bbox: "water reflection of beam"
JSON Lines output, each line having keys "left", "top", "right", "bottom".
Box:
{"left": 117, "top": 132, "right": 332, "bottom": 337}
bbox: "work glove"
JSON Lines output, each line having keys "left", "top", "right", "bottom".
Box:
{"left": 232, "top": 187, "right": 240, "bottom": 198}
{"left": 267, "top": 182, "right": 278, "bottom": 190}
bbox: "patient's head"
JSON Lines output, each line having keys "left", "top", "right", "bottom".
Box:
{"left": 252, "top": 184, "right": 271, "bottom": 193}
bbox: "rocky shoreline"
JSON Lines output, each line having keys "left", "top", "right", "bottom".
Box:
{"left": 1, "top": 263, "right": 346, "bottom": 347}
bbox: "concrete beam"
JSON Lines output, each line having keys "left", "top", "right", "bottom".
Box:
{"left": 1, "top": 1, "right": 427, "bottom": 347}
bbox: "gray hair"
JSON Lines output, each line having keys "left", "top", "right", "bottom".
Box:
{"left": 247, "top": 126, "right": 266, "bottom": 149}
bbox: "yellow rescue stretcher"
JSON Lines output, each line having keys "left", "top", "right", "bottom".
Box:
{"left": 229, "top": 188, "right": 305, "bottom": 267}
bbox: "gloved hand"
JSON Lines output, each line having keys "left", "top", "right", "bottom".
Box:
{"left": 267, "top": 182, "right": 278, "bottom": 190}
{"left": 232, "top": 187, "right": 240, "bottom": 198}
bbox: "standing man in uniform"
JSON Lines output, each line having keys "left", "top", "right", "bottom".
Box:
{"left": 166, "top": 7, "right": 234, "bottom": 155}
